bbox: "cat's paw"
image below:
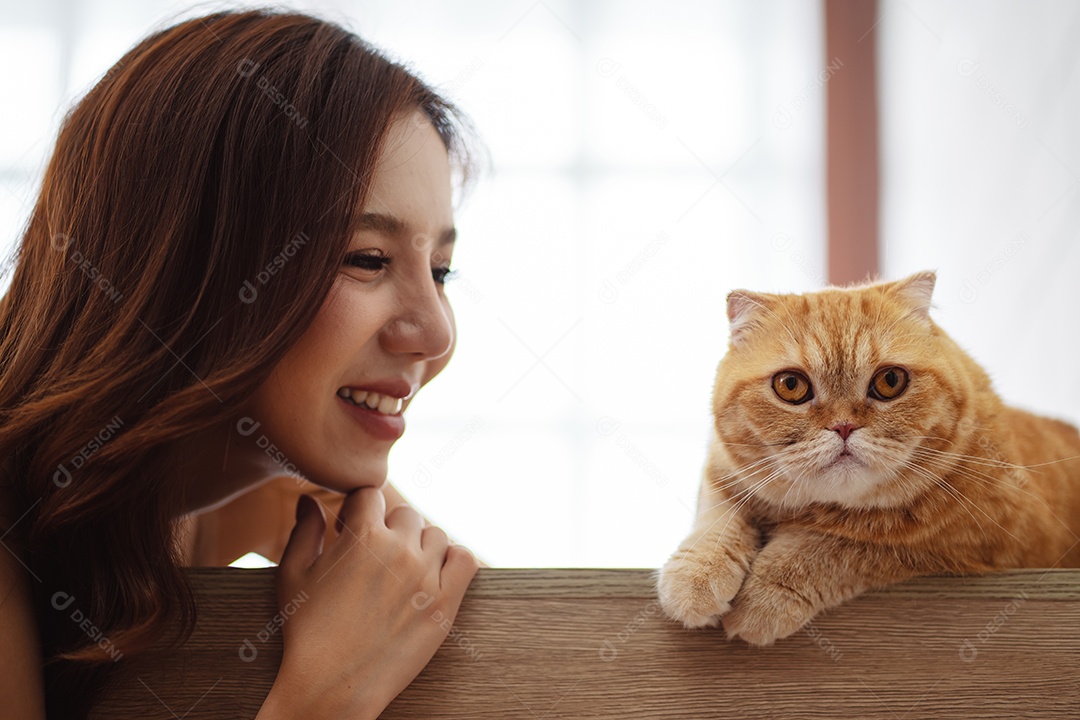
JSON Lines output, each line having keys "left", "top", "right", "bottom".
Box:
{"left": 657, "top": 550, "right": 747, "bottom": 629}
{"left": 721, "top": 570, "right": 817, "bottom": 646}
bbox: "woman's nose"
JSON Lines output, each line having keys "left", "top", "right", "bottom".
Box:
{"left": 381, "top": 277, "right": 454, "bottom": 359}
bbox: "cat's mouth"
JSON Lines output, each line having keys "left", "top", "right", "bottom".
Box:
{"left": 829, "top": 448, "right": 863, "bottom": 467}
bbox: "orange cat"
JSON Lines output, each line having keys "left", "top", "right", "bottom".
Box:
{"left": 657, "top": 271, "right": 1080, "bottom": 645}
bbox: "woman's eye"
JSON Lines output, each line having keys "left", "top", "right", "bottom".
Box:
{"left": 343, "top": 252, "right": 456, "bottom": 287}
{"left": 344, "top": 251, "right": 391, "bottom": 272}
{"left": 433, "top": 267, "right": 457, "bottom": 285}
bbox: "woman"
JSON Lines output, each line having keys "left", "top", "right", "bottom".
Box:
{"left": 0, "top": 7, "right": 481, "bottom": 719}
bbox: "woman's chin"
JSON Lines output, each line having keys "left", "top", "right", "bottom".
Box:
{"left": 307, "top": 457, "right": 390, "bottom": 494}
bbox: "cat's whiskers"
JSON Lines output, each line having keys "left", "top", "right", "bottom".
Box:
{"left": 911, "top": 446, "right": 1018, "bottom": 484}
{"left": 775, "top": 465, "right": 809, "bottom": 511}
{"left": 911, "top": 448, "right": 1080, "bottom": 542}
{"left": 680, "top": 475, "right": 775, "bottom": 559}
{"left": 707, "top": 456, "right": 790, "bottom": 499}
{"left": 707, "top": 443, "right": 807, "bottom": 491}
{"left": 904, "top": 458, "right": 1025, "bottom": 546}
{"left": 909, "top": 435, "right": 1080, "bottom": 472}
{"left": 911, "top": 445, "right": 1029, "bottom": 471}
{"left": 901, "top": 459, "right": 994, "bottom": 542}
{"left": 879, "top": 462, "right": 919, "bottom": 502}
{"left": 707, "top": 453, "right": 788, "bottom": 493}
{"left": 686, "top": 455, "right": 795, "bottom": 556}
{"left": 706, "top": 467, "right": 787, "bottom": 552}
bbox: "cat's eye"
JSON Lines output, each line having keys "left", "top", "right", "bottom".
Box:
{"left": 869, "top": 366, "right": 909, "bottom": 401}
{"left": 772, "top": 371, "right": 813, "bottom": 404}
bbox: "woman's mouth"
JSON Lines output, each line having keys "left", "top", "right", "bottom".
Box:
{"left": 336, "top": 387, "right": 404, "bottom": 415}
{"left": 336, "top": 387, "right": 407, "bottom": 441}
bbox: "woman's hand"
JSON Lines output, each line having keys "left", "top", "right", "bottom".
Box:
{"left": 256, "top": 488, "right": 479, "bottom": 719}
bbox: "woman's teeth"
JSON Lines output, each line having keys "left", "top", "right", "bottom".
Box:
{"left": 337, "top": 387, "right": 403, "bottom": 415}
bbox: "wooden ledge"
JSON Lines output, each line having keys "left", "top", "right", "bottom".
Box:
{"left": 93, "top": 568, "right": 1080, "bottom": 719}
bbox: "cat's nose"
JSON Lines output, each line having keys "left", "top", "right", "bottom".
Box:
{"left": 830, "top": 422, "right": 859, "bottom": 441}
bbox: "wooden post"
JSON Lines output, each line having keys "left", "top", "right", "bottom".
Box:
{"left": 826, "top": 0, "right": 881, "bottom": 285}
{"left": 92, "top": 568, "right": 1080, "bottom": 718}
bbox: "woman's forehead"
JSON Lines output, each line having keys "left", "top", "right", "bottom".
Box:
{"left": 362, "top": 110, "right": 454, "bottom": 235}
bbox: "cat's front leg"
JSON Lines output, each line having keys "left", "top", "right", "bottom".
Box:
{"left": 722, "top": 529, "right": 914, "bottom": 645}
{"left": 657, "top": 481, "right": 760, "bottom": 629}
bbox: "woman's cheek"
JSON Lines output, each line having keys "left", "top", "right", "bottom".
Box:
{"left": 324, "top": 282, "right": 385, "bottom": 349}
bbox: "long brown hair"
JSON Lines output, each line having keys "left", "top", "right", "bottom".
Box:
{"left": 0, "top": 7, "right": 475, "bottom": 718}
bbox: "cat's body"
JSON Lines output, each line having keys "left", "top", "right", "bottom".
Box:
{"left": 657, "top": 271, "right": 1080, "bottom": 645}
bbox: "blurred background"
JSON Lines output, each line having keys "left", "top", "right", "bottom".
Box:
{"left": 2, "top": 0, "right": 1078, "bottom": 567}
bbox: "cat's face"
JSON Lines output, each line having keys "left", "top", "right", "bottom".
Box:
{"left": 712, "top": 271, "right": 980, "bottom": 510}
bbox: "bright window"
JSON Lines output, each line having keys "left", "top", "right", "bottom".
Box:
{"left": 1, "top": 0, "right": 827, "bottom": 567}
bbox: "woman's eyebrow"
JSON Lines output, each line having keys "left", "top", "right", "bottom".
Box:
{"left": 357, "top": 211, "right": 405, "bottom": 236}
{"left": 356, "top": 212, "right": 456, "bottom": 246}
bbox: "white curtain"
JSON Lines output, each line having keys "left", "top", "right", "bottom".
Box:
{"left": 880, "top": 0, "right": 1080, "bottom": 430}
{"left": 1, "top": 0, "right": 826, "bottom": 566}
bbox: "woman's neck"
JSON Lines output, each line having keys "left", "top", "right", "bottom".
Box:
{"left": 170, "top": 417, "right": 283, "bottom": 518}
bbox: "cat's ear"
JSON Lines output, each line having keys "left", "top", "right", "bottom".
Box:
{"left": 727, "top": 290, "right": 773, "bottom": 345}
{"left": 889, "top": 270, "right": 936, "bottom": 323}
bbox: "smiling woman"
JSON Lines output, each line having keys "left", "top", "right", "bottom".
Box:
{"left": 0, "top": 8, "right": 481, "bottom": 720}
{"left": 173, "top": 110, "right": 461, "bottom": 514}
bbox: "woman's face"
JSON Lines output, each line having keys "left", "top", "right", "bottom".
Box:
{"left": 242, "top": 109, "right": 457, "bottom": 493}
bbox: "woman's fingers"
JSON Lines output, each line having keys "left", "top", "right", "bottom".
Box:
{"left": 420, "top": 524, "right": 449, "bottom": 557}
{"left": 269, "top": 480, "right": 481, "bottom": 718}
{"left": 278, "top": 494, "right": 326, "bottom": 585}
{"left": 439, "top": 543, "right": 480, "bottom": 592}
{"left": 334, "top": 486, "right": 386, "bottom": 537}
{"left": 386, "top": 503, "right": 424, "bottom": 539}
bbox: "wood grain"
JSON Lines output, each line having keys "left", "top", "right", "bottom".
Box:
{"left": 91, "top": 568, "right": 1080, "bottom": 719}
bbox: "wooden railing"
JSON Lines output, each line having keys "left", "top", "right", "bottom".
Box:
{"left": 91, "top": 568, "right": 1080, "bottom": 718}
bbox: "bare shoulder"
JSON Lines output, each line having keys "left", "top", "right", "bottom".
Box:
{"left": 0, "top": 492, "right": 47, "bottom": 719}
